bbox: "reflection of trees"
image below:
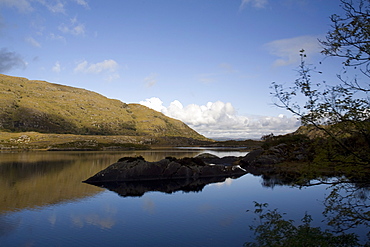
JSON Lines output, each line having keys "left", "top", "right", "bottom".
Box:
{"left": 323, "top": 181, "right": 370, "bottom": 233}
{"left": 260, "top": 172, "right": 310, "bottom": 188}
{"left": 245, "top": 202, "right": 362, "bottom": 247}
{"left": 254, "top": 172, "right": 370, "bottom": 245}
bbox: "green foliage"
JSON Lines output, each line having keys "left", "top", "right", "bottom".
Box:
{"left": 312, "top": 135, "right": 370, "bottom": 166}
{"left": 262, "top": 133, "right": 310, "bottom": 150}
{"left": 271, "top": 0, "right": 370, "bottom": 165}
{"left": 323, "top": 182, "right": 370, "bottom": 233}
{"left": 245, "top": 202, "right": 362, "bottom": 247}
{"left": 320, "top": 0, "right": 370, "bottom": 68}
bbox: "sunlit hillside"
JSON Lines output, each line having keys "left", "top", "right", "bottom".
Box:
{"left": 0, "top": 74, "right": 207, "bottom": 141}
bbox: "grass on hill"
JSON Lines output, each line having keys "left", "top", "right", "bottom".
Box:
{"left": 0, "top": 74, "right": 208, "bottom": 141}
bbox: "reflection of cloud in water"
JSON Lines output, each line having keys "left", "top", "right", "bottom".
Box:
{"left": 103, "top": 204, "right": 118, "bottom": 215}
{"left": 200, "top": 150, "right": 248, "bottom": 158}
{"left": 142, "top": 198, "right": 156, "bottom": 214}
{"left": 197, "top": 203, "right": 214, "bottom": 213}
{"left": 71, "top": 214, "right": 116, "bottom": 229}
{"left": 212, "top": 178, "right": 233, "bottom": 187}
{"left": 48, "top": 213, "right": 57, "bottom": 226}
{"left": 219, "top": 215, "right": 235, "bottom": 227}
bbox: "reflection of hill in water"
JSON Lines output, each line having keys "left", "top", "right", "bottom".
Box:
{"left": 0, "top": 152, "right": 118, "bottom": 213}
{"left": 0, "top": 150, "right": 204, "bottom": 213}
{"left": 256, "top": 170, "right": 370, "bottom": 189}
{"left": 86, "top": 176, "right": 243, "bottom": 197}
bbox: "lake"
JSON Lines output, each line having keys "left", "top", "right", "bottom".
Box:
{"left": 0, "top": 148, "right": 368, "bottom": 246}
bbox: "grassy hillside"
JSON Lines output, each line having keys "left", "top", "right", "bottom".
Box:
{"left": 0, "top": 74, "right": 207, "bottom": 141}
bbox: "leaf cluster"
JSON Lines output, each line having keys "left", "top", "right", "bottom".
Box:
{"left": 321, "top": 0, "right": 370, "bottom": 69}
{"left": 271, "top": 0, "right": 370, "bottom": 165}
{"left": 272, "top": 51, "right": 370, "bottom": 164}
{"left": 323, "top": 182, "right": 370, "bottom": 233}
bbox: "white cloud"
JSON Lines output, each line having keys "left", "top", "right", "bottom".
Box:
{"left": 106, "top": 73, "right": 120, "bottom": 82}
{"left": 44, "top": 0, "right": 66, "bottom": 13}
{"left": 0, "top": 0, "right": 65, "bottom": 13}
{"left": 49, "top": 33, "right": 66, "bottom": 43}
{"left": 52, "top": 61, "right": 61, "bottom": 73}
{"left": 73, "top": 0, "right": 89, "bottom": 8}
{"left": 0, "top": 0, "right": 88, "bottom": 13}
{"left": 25, "top": 37, "right": 41, "bottom": 47}
{"left": 0, "top": 0, "right": 33, "bottom": 12}
{"left": 74, "top": 59, "right": 119, "bottom": 78}
{"left": 140, "top": 97, "right": 300, "bottom": 139}
{"left": 219, "top": 63, "right": 237, "bottom": 73}
{"left": 59, "top": 18, "right": 85, "bottom": 36}
{"left": 74, "top": 60, "right": 87, "bottom": 72}
{"left": 240, "top": 0, "right": 268, "bottom": 9}
{"left": 144, "top": 73, "right": 158, "bottom": 87}
{"left": 140, "top": 97, "right": 166, "bottom": 113}
{"left": 265, "top": 35, "right": 321, "bottom": 67}
{"left": 197, "top": 73, "right": 217, "bottom": 84}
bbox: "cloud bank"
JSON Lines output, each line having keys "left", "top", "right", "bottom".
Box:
{"left": 140, "top": 97, "right": 300, "bottom": 140}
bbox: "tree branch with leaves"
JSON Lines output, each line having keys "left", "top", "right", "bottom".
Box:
{"left": 272, "top": 0, "right": 370, "bottom": 165}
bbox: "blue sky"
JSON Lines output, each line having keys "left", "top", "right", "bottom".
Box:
{"left": 1, "top": 0, "right": 345, "bottom": 139}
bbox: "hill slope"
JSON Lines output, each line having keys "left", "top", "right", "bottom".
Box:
{"left": 0, "top": 74, "right": 207, "bottom": 140}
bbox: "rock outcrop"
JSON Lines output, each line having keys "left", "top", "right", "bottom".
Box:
{"left": 84, "top": 156, "right": 247, "bottom": 184}
{"left": 239, "top": 142, "right": 311, "bottom": 168}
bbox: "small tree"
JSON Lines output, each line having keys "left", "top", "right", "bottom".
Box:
{"left": 272, "top": 0, "right": 370, "bottom": 165}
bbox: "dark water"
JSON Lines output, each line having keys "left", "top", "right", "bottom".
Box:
{"left": 0, "top": 149, "right": 368, "bottom": 246}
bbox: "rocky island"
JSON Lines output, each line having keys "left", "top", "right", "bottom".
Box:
{"left": 83, "top": 154, "right": 248, "bottom": 197}
{"left": 84, "top": 155, "right": 247, "bottom": 184}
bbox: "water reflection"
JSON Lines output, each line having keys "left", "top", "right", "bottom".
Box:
{"left": 0, "top": 149, "right": 242, "bottom": 214}
{"left": 323, "top": 181, "right": 370, "bottom": 233}
{"left": 0, "top": 152, "right": 107, "bottom": 213}
{"left": 0, "top": 215, "right": 20, "bottom": 237}
{"left": 85, "top": 175, "right": 245, "bottom": 197}
{"left": 2, "top": 149, "right": 368, "bottom": 246}
{"left": 71, "top": 213, "right": 116, "bottom": 229}
{"left": 252, "top": 168, "right": 370, "bottom": 244}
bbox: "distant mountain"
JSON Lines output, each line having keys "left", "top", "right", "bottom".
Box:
{"left": 0, "top": 74, "right": 208, "bottom": 140}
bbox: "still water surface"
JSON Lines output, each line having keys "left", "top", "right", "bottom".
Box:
{"left": 0, "top": 148, "right": 367, "bottom": 246}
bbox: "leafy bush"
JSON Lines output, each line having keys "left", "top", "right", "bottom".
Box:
{"left": 262, "top": 133, "right": 310, "bottom": 150}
